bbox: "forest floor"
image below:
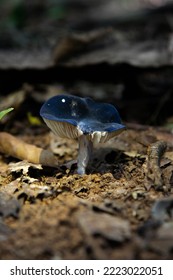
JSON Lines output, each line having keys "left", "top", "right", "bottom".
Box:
{"left": 0, "top": 0, "right": 173, "bottom": 260}
{"left": 0, "top": 94, "right": 173, "bottom": 259}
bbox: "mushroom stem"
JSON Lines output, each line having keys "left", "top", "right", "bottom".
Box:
{"left": 77, "top": 135, "right": 93, "bottom": 174}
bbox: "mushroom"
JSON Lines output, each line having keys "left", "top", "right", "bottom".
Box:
{"left": 40, "top": 94, "right": 125, "bottom": 174}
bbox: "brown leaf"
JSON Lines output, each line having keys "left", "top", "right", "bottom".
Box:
{"left": 0, "top": 220, "right": 13, "bottom": 241}
{"left": 0, "top": 192, "right": 21, "bottom": 218}
{"left": 78, "top": 210, "right": 131, "bottom": 242}
{"left": 151, "top": 197, "right": 173, "bottom": 221}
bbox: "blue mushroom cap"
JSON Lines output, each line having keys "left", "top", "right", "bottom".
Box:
{"left": 40, "top": 94, "right": 125, "bottom": 143}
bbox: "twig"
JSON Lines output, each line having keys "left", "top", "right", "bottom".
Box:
{"left": 0, "top": 132, "right": 59, "bottom": 167}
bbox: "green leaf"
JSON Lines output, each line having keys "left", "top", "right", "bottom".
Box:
{"left": 0, "top": 108, "right": 14, "bottom": 120}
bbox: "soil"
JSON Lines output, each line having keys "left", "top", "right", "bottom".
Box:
{"left": 0, "top": 113, "right": 173, "bottom": 260}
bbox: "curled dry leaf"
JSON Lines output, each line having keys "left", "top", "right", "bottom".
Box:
{"left": 144, "top": 141, "right": 167, "bottom": 190}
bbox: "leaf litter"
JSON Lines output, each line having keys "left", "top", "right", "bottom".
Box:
{"left": 0, "top": 0, "right": 173, "bottom": 260}
{"left": 1, "top": 115, "right": 173, "bottom": 259}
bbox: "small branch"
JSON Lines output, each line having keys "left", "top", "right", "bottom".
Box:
{"left": 0, "top": 132, "right": 58, "bottom": 168}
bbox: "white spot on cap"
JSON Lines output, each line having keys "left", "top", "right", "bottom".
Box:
{"left": 62, "top": 98, "right": 66, "bottom": 103}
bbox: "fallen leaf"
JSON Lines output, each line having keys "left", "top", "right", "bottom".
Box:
{"left": 78, "top": 210, "right": 131, "bottom": 242}
{"left": 151, "top": 197, "right": 173, "bottom": 221}
{"left": 0, "top": 219, "right": 13, "bottom": 241}
{"left": 0, "top": 192, "right": 21, "bottom": 218}
{"left": 8, "top": 160, "right": 42, "bottom": 175}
